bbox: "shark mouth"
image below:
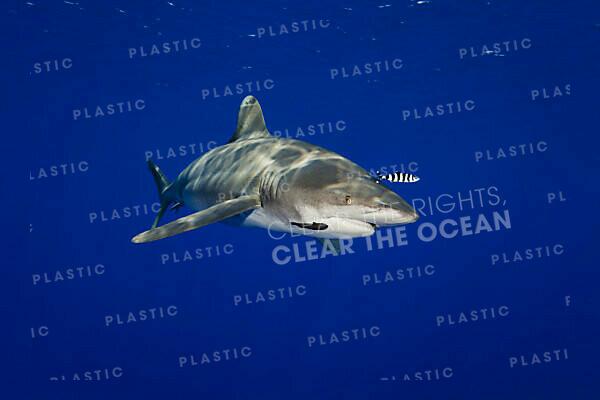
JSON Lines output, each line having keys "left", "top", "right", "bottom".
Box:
{"left": 290, "top": 217, "right": 375, "bottom": 239}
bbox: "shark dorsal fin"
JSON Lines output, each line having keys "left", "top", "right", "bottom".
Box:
{"left": 228, "top": 96, "right": 271, "bottom": 143}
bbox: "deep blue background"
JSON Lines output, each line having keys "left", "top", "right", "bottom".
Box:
{"left": 13, "top": 0, "right": 600, "bottom": 398}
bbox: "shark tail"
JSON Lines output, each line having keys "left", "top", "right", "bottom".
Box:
{"left": 147, "top": 159, "right": 175, "bottom": 229}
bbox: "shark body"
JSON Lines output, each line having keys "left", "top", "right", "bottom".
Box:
{"left": 132, "top": 96, "right": 419, "bottom": 244}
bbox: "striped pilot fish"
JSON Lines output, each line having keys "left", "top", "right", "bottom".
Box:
{"left": 376, "top": 171, "right": 420, "bottom": 184}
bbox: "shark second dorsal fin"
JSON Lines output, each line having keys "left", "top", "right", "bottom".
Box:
{"left": 228, "top": 96, "right": 271, "bottom": 143}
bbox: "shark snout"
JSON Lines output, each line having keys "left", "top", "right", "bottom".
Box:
{"left": 387, "top": 201, "right": 419, "bottom": 222}
{"left": 368, "top": 191, "right": 419, "bottom": 226}
{"left": 374, "top": 202, "right": 419, "bottom": 225}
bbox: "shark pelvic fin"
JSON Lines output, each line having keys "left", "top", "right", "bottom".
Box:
{"left": 228, "top": 96, "right": 271, "bottom": 143}
{"left": 131, "top": 195, "right": 261, "bottom": 244}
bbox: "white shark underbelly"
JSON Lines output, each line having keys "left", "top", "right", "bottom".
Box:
{"left": 235, "top": 208, "right": 374, "bottom": 239}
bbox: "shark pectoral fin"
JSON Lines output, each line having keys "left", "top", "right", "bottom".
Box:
{"left": 290, "top": 222, "right": 329, "bottom": 230}
{"left": 131, "top": 195, "right": 261, "bottom": 244}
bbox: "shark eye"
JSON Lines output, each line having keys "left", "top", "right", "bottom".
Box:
{"left": 345, "top": 195, "right": 352, "bottom": 205}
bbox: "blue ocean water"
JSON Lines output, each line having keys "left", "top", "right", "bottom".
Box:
{"left": 14, "top": 0, "right": 600, "bottom": 398}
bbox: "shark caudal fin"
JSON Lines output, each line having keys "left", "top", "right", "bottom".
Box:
{"left": 147, "top": 159, "right": 175, "bottom": 229}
